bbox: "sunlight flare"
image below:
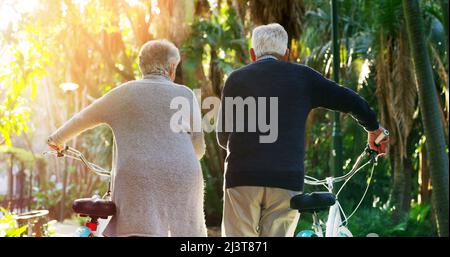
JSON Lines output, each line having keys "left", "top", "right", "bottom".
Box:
{"left": 0, "top": 0, "right": 39, "bottom": 31}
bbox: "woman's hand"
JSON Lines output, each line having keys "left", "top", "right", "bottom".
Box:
{"left": 47, "top": 137, "right": 64, "bottom": 152}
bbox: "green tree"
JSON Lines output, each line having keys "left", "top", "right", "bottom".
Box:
{"left": 371, "top": 0, "right": 417, "bottom": 223}
{"left": 402, "top": 0, "right": 449, "bottom": 237}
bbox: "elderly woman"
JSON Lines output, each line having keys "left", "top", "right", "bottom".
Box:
{"left": 47, "top": 40, "right": 207, "bottom": 237}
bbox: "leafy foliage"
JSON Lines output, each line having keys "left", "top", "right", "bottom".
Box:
{"left": 0, "top": 207, "right": 27, "bottom": 237}
{"left": 0, "top": 0, "right": 447, "bottom": 235}
{"left": 295, "top": 202, "right": 436, "bottom": 237}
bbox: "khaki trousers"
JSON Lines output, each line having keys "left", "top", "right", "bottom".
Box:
{"left": 222, "top": 186, "right": 301, "bottom": 237}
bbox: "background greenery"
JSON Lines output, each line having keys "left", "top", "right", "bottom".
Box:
{"left": 0, "top": 0, "right": 448, "bottom": 237}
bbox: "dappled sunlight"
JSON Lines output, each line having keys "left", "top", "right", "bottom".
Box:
{"left": 0, "top": 0, "right": 447, "bottom": 238}
{"left": 0, "top": 0, "right": 39, "bottom": 31}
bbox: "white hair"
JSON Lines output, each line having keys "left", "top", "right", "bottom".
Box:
{"left": 251, "top": 23, "right": 288, "bottom": 58}
{"left": 138, "top": 39, "right": 180, "bottom": 76}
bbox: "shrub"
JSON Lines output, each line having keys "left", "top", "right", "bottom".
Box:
{"left": 0, "top": 207, "right": 27, "bottom": 237}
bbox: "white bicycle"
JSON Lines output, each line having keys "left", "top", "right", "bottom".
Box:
{"left": 290, "top": 129, "right": 389, "bottom": 237}
{"left": 44, "top": 146, "right": 115, "bottom": 237}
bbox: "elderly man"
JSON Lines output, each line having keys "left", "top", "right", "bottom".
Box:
{"left": 48, "top": 39, "right": 207, "bottom": 237}
{"left": 217, "top": 23, "right": 388, "bottom": 237}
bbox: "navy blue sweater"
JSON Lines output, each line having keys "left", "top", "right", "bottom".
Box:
{"left": 216, "top": 58, "right": 379, "bottom": 191}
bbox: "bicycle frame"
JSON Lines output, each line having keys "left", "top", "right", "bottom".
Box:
{"left": 304, "top": 148, "right": 378, "bottom": 237}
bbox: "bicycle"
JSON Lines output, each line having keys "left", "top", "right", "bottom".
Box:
{"left": 44, "top": 146, "right": 116, "bottom": 237}
{"left": 290, "top": 129, "right": 389, "bottom": 237}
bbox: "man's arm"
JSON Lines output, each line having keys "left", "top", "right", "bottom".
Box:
{"left": 308, "top": 67, "right": 389, "bottom": 154}
{"left": 309, "top": 67, "right": 379, "bottom": 131}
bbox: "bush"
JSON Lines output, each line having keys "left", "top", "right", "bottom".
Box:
{"left": 347, "top": 202, "right": 436, "bottom": 236}
{"left": 295, "top": 202, "right": 436, "bottom": 237}
{"left": 0, "top": 207, "right": 27, "bottom": 237}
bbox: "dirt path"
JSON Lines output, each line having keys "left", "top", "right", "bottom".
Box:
{"left": 53, "top": 220, "right": 79, "bottom": 237}
{"left": 53, "top": 220, "right": 222, "bottom": 237}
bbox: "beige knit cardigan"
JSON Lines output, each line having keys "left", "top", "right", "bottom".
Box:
{"left": 50, "top": 75, "right": 207, "bottom": 237}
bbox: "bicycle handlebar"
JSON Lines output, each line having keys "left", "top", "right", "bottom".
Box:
{"left": 304, "top": 148, "right": 374, "bottom": 186}
{"left": 43, "top": 146, "right": 111, "bottom": 177}
{"left": 44, "top": 129, "right": 389, "bottom": 186}
{"left": 305, "top": 128, "right": 389, "bottom": 186}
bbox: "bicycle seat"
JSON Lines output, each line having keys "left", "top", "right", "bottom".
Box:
{"left": 290, "top": 192, "right": 336, "bottom": 213}
{"left": 72, "top": 197, "right": 116, "bottom": 219}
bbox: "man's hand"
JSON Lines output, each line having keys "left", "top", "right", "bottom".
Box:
{"left": 368, "top": 126, "right": 389, "bottom": 157}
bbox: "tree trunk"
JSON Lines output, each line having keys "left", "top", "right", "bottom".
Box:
{"left": 440, "top": 0, "right": 449, "bottom": 49}
{"left": 205, "top": 132, "right": 225, "bottom": 177}
{"left": 418, "top": 144, "right": 432, "bottom": 204}
{"left": 210, "top": 49, "right": 223, "bottom": 97}
{"left": 403, "top": 0, "right": 449, "bottom": 236}
{"left": 230, "top": 0, "right": 250, "bottom": 64}
{"left": 402, "top": 158, "right": 412, "bottom": 215}
{"left": 17, "top": 163, "right": 25, "bottom": 212}
{"left": 7, "top": 155, "right": 14, "bottom": 201}
{"left": 390, "top": 149, "right": 411, "bottom": 223}
{"left": 441, "top": 0, "right": 449, "bottom": 129}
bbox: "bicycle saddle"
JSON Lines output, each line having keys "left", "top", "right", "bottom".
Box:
{"left": 290, "top": 192, "right": 336, "bottom": 213}
{"left": 72, "top": 197, "right": 116, "bottom": 219}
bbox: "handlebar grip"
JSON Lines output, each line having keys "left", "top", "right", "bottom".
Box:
{"left": 375, "top": 128, "right": 389, "bottom": 145}
{"left": 56, "top": 145, "right": 69, "bottom": 157}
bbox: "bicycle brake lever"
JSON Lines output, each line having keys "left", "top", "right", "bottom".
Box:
{"left": 365, "top": 146, "right": 379, "bottom": 161}
{"left": 56, "top": 145, "right": 69, "bottom": 157}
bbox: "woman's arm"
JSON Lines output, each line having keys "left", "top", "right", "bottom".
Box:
{"left": 48, "top": 87, "right": 120, "bottom": 147}
{"left": 190, "top": 91, "right": 206, "bottom": 160}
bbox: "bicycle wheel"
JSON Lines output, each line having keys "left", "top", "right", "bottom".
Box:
{"left": 296, "top": 230, "right": 318, "bottom": 237}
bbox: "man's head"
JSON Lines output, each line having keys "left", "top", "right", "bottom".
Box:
{"left": 138, "top": 39, "right": 180, "bottom": 81}
{"left": 250, "top": 23, "right": 289, "bottom": 62}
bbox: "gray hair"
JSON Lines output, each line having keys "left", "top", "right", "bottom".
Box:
{"left": 251, "top": 23, "right": 288, "bottom": 58}
{"left": 138, "top": 39, "right": 180, "bottom": 76}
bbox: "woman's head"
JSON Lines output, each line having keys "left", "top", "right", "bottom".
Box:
{"left": 138, "top": 39, "right": 180, "bottom": 81}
